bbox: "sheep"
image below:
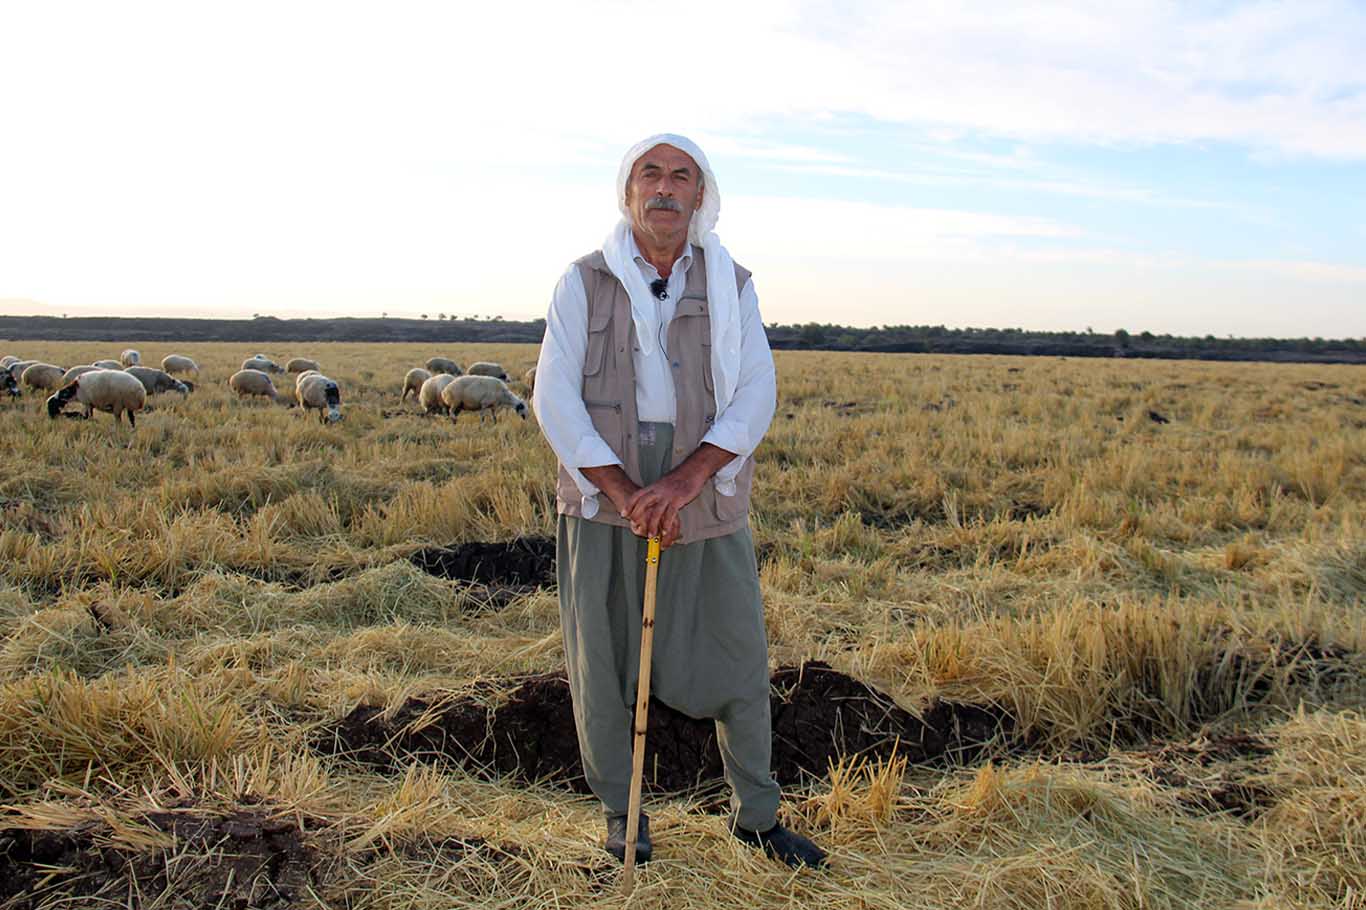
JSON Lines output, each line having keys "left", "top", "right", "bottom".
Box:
{"left": 21, "top": 363, "right": 66, "bottom": 394}
{"left": 47, "top": 369, "right": 147, "bottom": 426}
{"left": 228, "top": 369, "right": 281, "bottom": 401}
{"left": 241, "top": 356, "right": 284, "bottom": 374}
{"left": 425, "top": 356, "right": 462, "bottom": 376}
{"left": 418, "top": 373, "right": 458, "bottom": 415}
{"left": 523, "top": 366, "right": 536, "bottom": 390}
{"left": 467, "top": 361, "right": 508, "bottom": 381}
{"left": 120, "top": 349, "right": 141, "bottom": 367}
{"left": 2, "top": 370, "right": 17, "bottom": 398}
{"left": 61, "top": 365, "right": 102, "bottom": 385}
{"left": 402, "top": 367, "right": 431, "bottom": 403}
{"left": 286, "top": 357, "right": 321, "bottom": 373}
{"left": 0, "top": 355, "right": 18, "bottom": 369}
{"left": 296, "top": 373, "right": 343, "bottom": 423}
{"left": 7, "top": 360, "right": 38, "bottom": 383}
{"left": 441, "top": 375, "right": 529, "bottom": 424}
{"left": 92, "top": 359, "right": 122, "bottom": 370}
{"left": 161, "top": 354, "right": 200, "bottom": 378}
{"left": 126, "top": 366, "right": 191, "bottom": 398}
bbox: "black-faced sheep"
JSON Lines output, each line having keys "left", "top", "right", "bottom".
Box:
{"left": 286, "top": 357, "right": 321, "bottom": 373}
{"left": 120, "top": 349, "right": 141, "bottom": 367}
{"left": 229, "top": 369, "right": 281, "bottom": 401}
{"left": 424, "top": 357, "right": 462, "bottom": 376}
{"left": 466, "top": 361, "right": 508, "bottom": 380}
{"left": 2, "top": 370, "right": 17, "bottom": 398}
{"left": 441, "top": 375, "right": 528, "bottom": 424}
{"left": 161, "top": 354, "right": 200, "bottom": 378}
{"left": 126, "top": 366, "right": 191, "bottom": 398}
{"left": 296, "top": 373, "right": 342, "bottom": 423}
{"left": 7, "top": 360, "right": 38, "bottom": 383}
{"left": 419, "top": 373, "right": 457, "bottom": 415}
{"left": 47, "top": 369, "right": 147, "bottom": 426}
{"left": 402, "top": 368, "right": 431, "bottom": 403}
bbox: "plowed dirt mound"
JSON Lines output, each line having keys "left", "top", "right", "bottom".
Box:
{"left": 410, "top": 537, "right": 556, "bottom": 588}
{"left": 316, "top": 661, "right": 1010, "bottom": 793}
{"left": 0, "top": 808, "right": 324, "bottom": 910}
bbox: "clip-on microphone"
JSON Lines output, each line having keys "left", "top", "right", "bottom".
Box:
{"left": 649, "top": 278, "right": 668, "bottom": 300}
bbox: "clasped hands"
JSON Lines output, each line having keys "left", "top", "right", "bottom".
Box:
{"left": 583, "top": 444, "right": 737, "bottom": 550}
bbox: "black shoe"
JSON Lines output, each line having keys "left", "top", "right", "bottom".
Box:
{"left": 729, "top": 816, "right": 827, "bottom": 868}
{"left": 604, "top": 813, "right": 651, "bottom": 864}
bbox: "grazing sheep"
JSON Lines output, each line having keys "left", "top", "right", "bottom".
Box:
{"left": 126, "top": 366, "right": 191, "bottom": 398}
{"left": 402, "top": 367, "right": 431, "bottom": 402}
{"left": 441, "top": 375, "right": 529, "bottom": 424}
{"left": 467, "top": 361, "right": 508, "bottom": 380}
{"left": 0, "top": 355, "right": 18, "bottom": 369}
{"left": 47, "top": 369, "right": 147, "bottom": 426}
{"left": 296, "top": 373, "right": 343, "bottom": 423}
{"left": 7, "top": 360, "right": 38, "bottom": 383}
{"left": 120, "top": 349, "right": 141, "bottom": 367}
{"left": 61, "top": 365, "right": 102, "bottom": 385}
{"left": 286, "top": 357, "right": 321, "bottom": 373}
{"left": 241, "top": 356, "right": 284, "bottom": 374}
{"left": 2, "top": 370, "right": 17, "bottom": 398}
{"left": 92, "top": 359, "right": 123, "bottom": 370}
{"left": 21, "top": 363, "right": 66, "bottom": 393}
{"left": 425, "top": 356, "right": 462, "bottom": 376}
{"left": 161, "top": 354, "right": 200, "bottom": 378}
{"left": 228, "top": 369, "right": 281, "bottom": 401}
{"left": 419, "top": 373, "right": 458, "bottom": 415}
{"left": 523, "top": 366, "right": 536, "bottom": 390}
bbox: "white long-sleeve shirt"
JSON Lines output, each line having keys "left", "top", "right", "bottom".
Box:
{"left": 533, "top": 237, "right": 777, "bottom": 519}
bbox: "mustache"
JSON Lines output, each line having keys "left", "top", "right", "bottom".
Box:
{"left": 644, "top": 196, "right": 683, "bottom": 213}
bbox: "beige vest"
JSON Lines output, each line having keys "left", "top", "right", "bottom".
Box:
{"left": 555, "top": 245, "right": 756, "bottom": 545}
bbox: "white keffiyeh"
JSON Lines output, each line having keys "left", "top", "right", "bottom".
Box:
{"left": 601, "top": 133, "right": 743, "bottom": 421}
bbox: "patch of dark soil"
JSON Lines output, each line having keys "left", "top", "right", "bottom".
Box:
{"left": 1135, "top": 733, "right": 1277, "bottom": 819}
{"left": 1007, "top": 500, "right": 1051, "bottom": 521}
{"left": 0, "top": 808, "right": 326, "bottom": 910}
{"left": 315, "top": 662, "right": 1012, "bottom": 795}
{"left": 858, "top": 502, "right": 944, "bottom": 530}
{"left": 410, "top": 537, "right": 556, "bottom": 588}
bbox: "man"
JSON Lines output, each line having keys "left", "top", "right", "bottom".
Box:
{"left": 533, "top": 134, "right": 826, "bottom": 869}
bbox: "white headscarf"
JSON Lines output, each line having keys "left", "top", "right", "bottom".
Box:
{"left": 601, "top": 133, "right": 743, "bottom": 421}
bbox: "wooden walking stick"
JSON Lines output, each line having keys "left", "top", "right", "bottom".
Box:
{"left": 622, "top": 534, "right": 661, "bottom": 893}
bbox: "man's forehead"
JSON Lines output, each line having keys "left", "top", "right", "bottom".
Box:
{"left": 633, "top": 144, "right": 700, "bottom": 174}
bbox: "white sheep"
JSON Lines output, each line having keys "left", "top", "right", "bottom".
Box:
{"left": 126, "top": 366, "right": 191, "bottom": 398}
{"left": 402, "top": 367, "right": 431, "bottom": 403}
{"left": 296, "top": 373, "right": 343, "bottom": 423}
{"left": 61, "top": 365, "right": 102, "bottom": 385}
{"left": 0, "top": 355, "right": 18, "bottom": 369}
{"left": 241, "top": 356, "right": 284, "bottom": 374}
{"left": 286, "top": 357, "right": 321, "bottom": 373}
{"left": 92, "top": 359, "right": 122, "bottom": 370}
{"left": 425, "top": 356, "right": 463, "bottom": 376}
{"left": 21, "top": 363, "right": 66, "bottom": 393}
{"left": 161, "top": 354, "right": 200, "bottom": 378}
{"left": 120, "top": 349, "right": 141, "bottom": 367}
{"left": 7, "top": 360, "right": 38, "bottom": 383}
{"left": 419, "top": 373, "right": 458, "bottom": 414}
{"left": 441, "top": 375, "right": 529, "bottom": 424}
{"left": 228, "top": 369, "right": 281, "bottom": 401}
{"left": 467, "top": 361, "right": 508, "bottom": 380}
{"left": 47, "top": 369, "right": 147, "bottom": 426}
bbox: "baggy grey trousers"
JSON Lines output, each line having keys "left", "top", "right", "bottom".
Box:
{"left": 556, "top": 421, "right": 781, "bottom": 831}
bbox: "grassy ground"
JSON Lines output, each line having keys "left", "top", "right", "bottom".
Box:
{"left": 0, "top": 341, "right": 1363, "bottom": 909}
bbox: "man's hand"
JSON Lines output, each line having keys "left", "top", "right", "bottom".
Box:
{"left": 580, "top": 465, "right": 640, "bottom": 519}
{"left": 624, "top": 443, "right": 739, "bottom": 541}
{"left": 632, "top": 512, "right": 682, "bottom": 549}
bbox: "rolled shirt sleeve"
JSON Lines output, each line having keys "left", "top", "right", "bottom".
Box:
{"left": 700, "top": 276, "right": 776, "bottom": 495}
{"left": 532, "top": 265, "right": 623, "bottom": 519}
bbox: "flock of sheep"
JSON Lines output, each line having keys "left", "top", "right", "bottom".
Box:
{"left": 2, "top": 349, "right": 532, "bottom": 429}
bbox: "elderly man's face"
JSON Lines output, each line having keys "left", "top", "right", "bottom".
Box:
{"left": 624, "top": 144, "right": 704, "bottom": 245}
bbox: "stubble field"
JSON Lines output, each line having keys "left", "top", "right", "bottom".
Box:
{"left": 0, "top": 341, "right": 1363, "bottom": 909}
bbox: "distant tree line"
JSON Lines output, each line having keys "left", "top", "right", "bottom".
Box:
{"left": 1, "top": 315, "right": 1362, "bottom": 364}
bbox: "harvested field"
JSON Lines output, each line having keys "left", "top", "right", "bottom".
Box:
{"left": 0, "top": 342, "right": 1363, "bottom": 909}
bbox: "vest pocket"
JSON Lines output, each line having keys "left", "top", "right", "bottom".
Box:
{"left": 583, "top": 307, "right": 613, "bottom": 377}
{"left": 584, "top": 398, "right": 625, "bottom": 457}
{"left": 700, "top": 340, "right": 714, "bottom": 393}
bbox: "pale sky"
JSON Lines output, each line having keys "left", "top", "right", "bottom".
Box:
{"left": 2, "top": 0, "right": 1364, "bottom": 337}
